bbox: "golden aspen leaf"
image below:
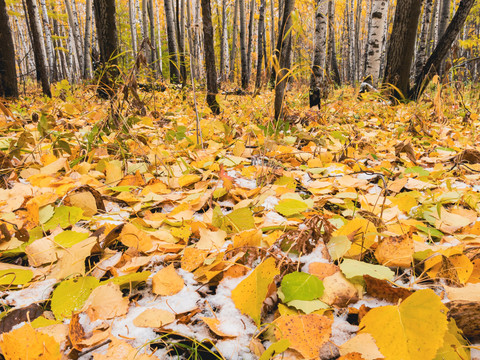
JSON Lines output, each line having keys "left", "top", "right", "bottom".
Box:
{"left": 178, "top": 174, "right": 201, "bottom": 187}
{"left": 233, "top": 229, "right": 262, "bottom": 248}
{"left": 231, "top": 257, "right": 279, "bottom": 325}
{"left": 334, "top": 217, "right": 377, "bottom": 258}
{"left": 82, "top": 282, "right": 129, "bottom": 321}
{"left": 181, "top": 247, "right": 208, "bottom": 272}
{"left": 309, "top": 262, "right": 339, "bottom": 280}
{"left": 375, "top": 233, "right": 414, "bottom": 268}
{"left": 119, "top": 223, "right": 153, "bottom": 252}
{"left": 152, "top": 264, "right": 184, "bottom": 295}
{"left": 360, "top": 289, "right": 448, "bottom": 360}
{"left": 68, "top": 191, "right": 97, "bottom": 217}
{"left": 339, "top": 333, "right": 384, "bottom": 360}
{"left": 195, "top": 227, "right": 227, "bottom": 251}
{"left": 448, "top": 254, "right": 473, "bottom": 284}
{"left": 133, "top": 309, "right": 176, "bottom": 328}
{"left": 93, "top": 337, "right": 159, "bottom": 360}
{"left": 0, "top": 324, "right": 61, "bottom": 360}
{"left": 274, "top": 314, "right": 333, "bottom": 359}
{"left": 201, "top": 317, "right": 236, "bottom": 337}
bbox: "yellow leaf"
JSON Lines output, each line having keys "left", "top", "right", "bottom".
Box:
{"left": 231, "top": 257, "right": 279, "bottom": 325}
{"left": 68, "top": 191, "right": 97, "bottom": 217}
{"left": 119, "top": 223, "right": 153, "bottom": 253}
{"left": 178, "top": 174, "right": 201, "bottom": 187}
{"left": 375, "top": 234, "right": 414, "bottom": 268}
{"left": 152, "top": 264, "right": 184, "bottom": 295}
{"left": 0, "top": 324, "right": 61, "bottom": 360}
{"left": 274, "top": 314, "right": 333, "bottom": 359}
{"left": 195, "top": 228, "right": 227, "bottom": 251}
{"left": 360, "top": 289, "right": 448, "bottom": 360}
{"left": 202, "top": 317, "right": 236, "bottom": 337}
{"left": 181, "top": 247, "right": 208, "bottom": 272}
{"left": 133, "top": 309, "right": 176, "bottom": 328}
{"left": 334, "top": 218, "right": 377, "bottom": 258}
{"left": 105, "top": 162, "right": 123, "bottom": 184}
{"left": 82, "top": 282, "right": 129, "bottom": 321}
{"left": 233, "top": 229, "right": 262, "bottom": 248}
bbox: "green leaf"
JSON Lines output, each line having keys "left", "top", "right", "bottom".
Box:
{"left": 286, "top": 299, "right": 330, "bottom": 314}
{"left": 0, "top": 269, "right": 33, "bottom": 286}
{"left": 275, "top": 199, "right": 310, "bottom": 217}
{"left": 340, "top": 259, "right": 395, "bottom": 285}
{"left": 43, "top": 206, "right": 84, "bottom": 231}
{"left": 38, "top": 205, "right": 54, "bottom": 224}
{"left": 434, "top": 319, "right": 470, "bottom": 360}
{"left": 415, "top": 225, "right": 444, "bottom": 239}
{"left": 31, "top": 316, "right": 61, "bottom": 328}
{"left": 51, "top": 276, "right": 99, "bottom": 320}
{"left": 101, "top": 271, "right": 151, "bottom": 289}
{"left": 259, "top": 339, "right": 290, "bottom": 360}
{"left": 281, "top": 272, "right": 324, "bottom": 303}
{"left": 405, "top": 166, "right": 430, "bottom": 177}
{"left": 53, "top": 231, "right": 89, "bottom": 248}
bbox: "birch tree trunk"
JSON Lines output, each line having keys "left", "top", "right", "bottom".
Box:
{"left": 0, "top": 0, "right": 18, "bottom": 97}
{"left": 273, "top": 0, "right": 294, "bottom": 120}
{"left": 364, "top": 0, "right": 387, "bottom": 84}
{"left": 414, "top": 0, "right": 434, "bottom": 79}
{"left": 200, "top": 0, "right": 220, "bottom": 114}
{"left": 239, "top": 0, "right": 248, "bottom": 89}
{"left": 246, "top": 0, "right": 255, "bottom": 84}
{"left": 254, "top": 0, "right": 266, "bottom": 90}
{"left": 25, "top": 0, "right": 51, "bottom": 97}
{"left": 309, "top": 0, "right": 327, "bottom": 108}
{"left": 219, "top": 0, "right": 229, "bottom": 82}
{"left": 354, "top": 0, "right": 362, "bottom": 82}
{"left": 437, "top": 0, "right": 450, "bottom": 42}
{"left": 129, "top": 0, "right": 138, "bottom": 55}
{"left": 176, "top": 0, "right": 187, "bottom": 83}
{"left": 155, "top": 0, "right": 163, "bottom": 76}
{"left": 164, "top": 0, "right": 180, "bottom": 82}
{"left": 348, "top": 0, "right": 355, "bottom": 83}
{"left": 65, "top": 0, "right": 84, "bottom": 77}
{"left": 84, "top": 0, "right": 93, "bottom": 78}
{"left": 39, "top": 0, "right": 55, "bottom": 81}
{"left": 148, "top": 0, "right": 159, "bottom": 75}
{"left": 229, "top": 0, "right": 239, "bottom": 81}
{"left": 382, "top": 0, "right": 423, "bottom": 98}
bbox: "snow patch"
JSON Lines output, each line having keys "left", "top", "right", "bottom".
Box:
{"left": 3, "top": 279, "right": 56, "bottom": 307}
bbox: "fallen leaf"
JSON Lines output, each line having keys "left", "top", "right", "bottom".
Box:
{"left": 363, "top": 275, "right": 413, "bottom": 303}
{"left": 133, "top": 309, "right": 176, "bottom": 328}
{"left": 152, "top": 264, "right": 184, "bottom": 296}
{"left": 375, "top": 233, "right": 414, "bottom": 268}
{"left": 82, "top": 282, "right": 129, "bottom": 321}
{"left": 274, "top": 314, "right": 333, "bottom": 359}
{"left": 339, "top": 333, "right": 384, "bottom": 360}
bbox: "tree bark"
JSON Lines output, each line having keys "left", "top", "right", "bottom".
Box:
{"left": 129, "top": 0, "right": 138, "bottom": 55}
{"left": 254, "top": 0, "right": 266, "bottom": 91}
{"left": 414, "top": 0, "right": 433, "bottom": 80}
{"left": 354, "top": 0, "right": 362, "bottom": 82}
{"left": 309, "top": 0, "right": 327, "bottom": 108}
{"left": 273, "top": 0, "right": 294, "bottom": 120}
{"left": 164, "top": 0, "right": 180, "bottom": 83}
{"left": 327, "top": 0, "right": 341, "bottom": 86}
{"left": 0, "top": 0, "right": 18, "bottom": 98}
{"left": 219, "top": 0, "right": 229, "bottom": 82}
{"left": 39, "top": 0, "right": 55, "bottom": 82}
{"left": 25, "top": 0, "right": 51, "bottom": 97}
{"left": 246, "top": 0, "right": 255, "bottom": 84}
{"left": 411, "top": 0, "right": 476, "bottom": 99}
{"left": 93, "top": 0, "right": 119, "bottom": 97}
{"left": 84, "top": 0, "right": 93, "bottom": 78}
{"left": 148, "top": 0, "right": 159, "bottom": 75}
{"left": 382, "top": 0, "right": 423, "bottom": 98}
{"left": 200, "top": 0, "right": 220, "bottom": 114}
{"left": 176, "top": 0, "right": 187, "bottom": 83}
{"left": 65, "top": 0, "right": 84, "bottom": 78}
{"left": 365, "top": 0, "right": 387, "bottom": 84}
{"left": 229, "top": 0, "right": 239, "bottom": 82}
{"left": 239, "top": 0, "right": 248, "bottom": 88}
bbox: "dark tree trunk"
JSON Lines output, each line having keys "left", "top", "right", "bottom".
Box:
{"left": 164, "top": 0, "right": 181, "bottom": 83}
{"left": 0, "top": 0, "right": 18, "bottom": 98}
{"left": 411, "top": 0, "right": 476, "bottom": 99}
{"left": 25, "top": 0, "right": 51, "bottom": 97}
{"left": 93, "top": 0, "right": 119, "bottom": 98}
{"left": 239, "top": 0, "right": 248, "bottom": 89}
{"left": 382, "top": 0, "right": 423, "bottom": 98}
{"left": 176, "top": 0, "right": 187, "bottom": 83}
{"left": 254, "top": 0, "right": 266, "bottom": 91}
{"left": 229, "top": 0, "right": 239, "bottom": 82}
{"left": 309, "top": 0, "right": 327, "bottom": 108}
{"left": 246, "top": 0, "right": 255, "bottom": 84}
{"left": 327, "top": 0, "right": 341, "bottom": 86}
{"left": 273, "top": 0, "right": 294, "bottom": 120}
{"left": 200, "top": 0, "right": 220, "bottom": 114}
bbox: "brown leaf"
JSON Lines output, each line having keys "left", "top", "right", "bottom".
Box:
{"left": 455, "top": 149, "right": 480, "bottom": 164}
{"left": 394, "top": 141, "right": 417, "bottom": 164}
{"left": 363, "top": 275, "right": 413, "bottom": 303}
{"left": 447, "top": 300, "right": 480, "bottom": 341}
{"left": 0, "top": 304, "right": 43, "bottom": 334}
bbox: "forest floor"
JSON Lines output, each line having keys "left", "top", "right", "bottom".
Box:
{"left": 0, "top": 81, "right": 479, "bottom": 359}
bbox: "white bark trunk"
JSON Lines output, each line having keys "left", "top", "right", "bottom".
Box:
{"left": 65, "top": 0, "right": 84, "bottom": 77}
{"left": 39, "top": 0, "right": 55, "bottom": 81}
{"left": 365, "top": 0, "right": 387, "bottom": 84}
{"left": 84, "top": 0, "right": 93, "bottom": 78}
{"left": 129, "top": 0, "right": 138, "bottom": 54}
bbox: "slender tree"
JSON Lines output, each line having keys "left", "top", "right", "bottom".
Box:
{"left": 229, "top": 0, "right": 239, "bottom": 81}
{"left": 411, "top": 0, "right": 476, "bottom": 99}
{"left": 39, "top": 0, "right": 55, "bottom": 81}
{"left": 327, "top": 0, "right": 341, "bottom": 85}
{"left": 25, "top": 0, "right": 51, "bottom": 97}
{"left": 0, "top": 0, "right": 18, "bottom": 98}
{"left": 382, "top": 0, "right": 423, "bottom": 98}
{"left": 246, "top": 0, "right": 255, "bottom": 83}
{"left": 200, "top": 0, "right": 220, "bottom": 114}
{"left": 254, "top": 0, "right": 266, "bottom": 91}
{"left": 219, "top": 0, "right": 229, "bottom": 82}
{"left": 414, "top": 0, "right": 434, "bottom": 79}
{"left": 309, "top": 0, "right": 327, "bottom": 108}
{"left": 129, "top": 0, "right": 138, "bottom": 55}
{"left": 273, "top": 0, "right": 294, "bottom": 120}
{"left": 239, "top": 0, "right": 248, "bottom": 88}
{"left": 164, "top": 0, "right": 180, "bottom": 82}
{"left": 84, "top": 0, "right": 93, "bottom": 78}
{"left": 65, "top": 0, "right": 84, "bottom": 78}
{"left": 93, "top": 0, "right": 119, "bottom": 97}
{"left": 364, "top": 0, "right": 387, "bottom": 84}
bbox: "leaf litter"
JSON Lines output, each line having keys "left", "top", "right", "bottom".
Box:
{"left": 0, "top": 84, "right": 479, "bottom": 359}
